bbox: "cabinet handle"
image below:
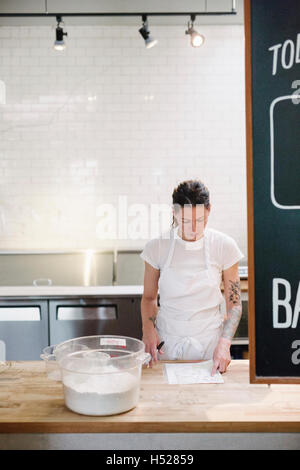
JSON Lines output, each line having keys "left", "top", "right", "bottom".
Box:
{"left": 33, "top": 278, "right": 52, "bottom": 286}
{"left": 0, "top": 307, "right": 41, "bottom": 321}
{"left": 57, "top": 305, "right": 117, "bottom": 320}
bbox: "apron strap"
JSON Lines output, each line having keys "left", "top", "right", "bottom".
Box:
{"left": 163, "top": 228, "right": 176, "bottom": 269}
{"left": 203, "top": 230, "right": 209, "bottom": 271}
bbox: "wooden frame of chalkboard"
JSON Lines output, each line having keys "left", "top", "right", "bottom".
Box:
{"left": 244, "top": 0, "right": 256, "bottom": 384}
{"left": 245, "top": 0, "right": 300, "bottom": 384}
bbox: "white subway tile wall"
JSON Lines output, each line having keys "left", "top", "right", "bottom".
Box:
{"left": 0, "top": 25, "right": 246, "bottom": 255}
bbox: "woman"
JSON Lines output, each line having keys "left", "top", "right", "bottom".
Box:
{"left": 140, "top": 179, "right": 244, "bottom": 375}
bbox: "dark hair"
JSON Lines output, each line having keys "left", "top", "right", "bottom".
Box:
{"left": 171, "top": 179, "right": 210, "bottom": 228}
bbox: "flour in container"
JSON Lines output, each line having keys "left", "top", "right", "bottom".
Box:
{"left": 62, "top": 365, "right": 140, "bottom": 416}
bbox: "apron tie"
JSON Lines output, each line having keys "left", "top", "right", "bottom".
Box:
{"left": 173, "top": 336, "right": 204, "bottom": 360}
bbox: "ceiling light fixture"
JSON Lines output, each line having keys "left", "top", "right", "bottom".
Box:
{"left": 185, "top": 14, "right": 205, "bottom": 47}
{"left": 54, "top": 15, "right": 68, "bottom": 51}
{"left": 139, "top": 14, "right": 158, "bottom": 49}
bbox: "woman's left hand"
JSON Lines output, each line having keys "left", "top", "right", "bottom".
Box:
{"left": 211, "top": 337, "right": 232, "bottom": 375}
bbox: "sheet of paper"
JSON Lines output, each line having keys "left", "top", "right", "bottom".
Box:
{"left": 164, "top": 360, "right": 224, "bottom": 384}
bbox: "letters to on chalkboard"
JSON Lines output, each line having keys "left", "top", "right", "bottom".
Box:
{"left": 268, "top": 33, "right": 300, "bottom": 76}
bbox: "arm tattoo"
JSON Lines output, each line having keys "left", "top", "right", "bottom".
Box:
{"left": 222, "top": 279, "right": 242, "bottom": 341}
{"left": 148, "top": 316, "right": 156, "bottom": 327}
{"left": 228, "top": 280, "right": 241, "bottom": 304}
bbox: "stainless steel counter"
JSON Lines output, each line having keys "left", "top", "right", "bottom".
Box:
{"left": 0, "top": 285, "right": 144, "bottom": 297}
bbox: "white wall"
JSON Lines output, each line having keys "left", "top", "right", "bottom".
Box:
{"left": 0, "top": 24, "right": 247, "bottom": 256}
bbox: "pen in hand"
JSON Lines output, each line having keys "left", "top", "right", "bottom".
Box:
{"left": 147, "top": 341, "right": 165, "bottom": 368}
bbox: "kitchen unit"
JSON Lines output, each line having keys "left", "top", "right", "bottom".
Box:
{"left": 0, "top": 251, "right": 249, "bottom": 361}
{"left": 0, "top": 251, "right": 141, "bottom": 359}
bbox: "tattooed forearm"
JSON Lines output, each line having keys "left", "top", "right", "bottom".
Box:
{"left": 222, "top": 279, "right": 242, "bottom": 340}
{"left": 222, "top": 305, "right": 242, "bottom": 340}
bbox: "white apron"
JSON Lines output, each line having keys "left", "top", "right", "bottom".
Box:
{"left": 156, "top": 227, "right": 224, "bottom": 360}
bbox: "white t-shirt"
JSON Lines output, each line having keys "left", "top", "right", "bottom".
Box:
{"left": 140, "top": 225, "right": 244, "bottom": 286}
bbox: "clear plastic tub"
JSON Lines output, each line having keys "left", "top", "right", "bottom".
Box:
{"left": 53, "top": 335, "right": 151, "bottom": 416}
{"left": 40, "top": 345, "right": 61, "bottom": 381}
{"left": 40, "top": 342, "right": 90, "bottom": 381}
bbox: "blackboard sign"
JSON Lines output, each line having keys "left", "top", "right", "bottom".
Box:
{"left": 245, "top": 0, "right": 300, "bottom": 383}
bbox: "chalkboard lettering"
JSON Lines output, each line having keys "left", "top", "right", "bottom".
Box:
{"left": 273, "top": 278, "right": 300, "bottom": 328}
{"left": 268, "top": 33, "right": 300, "bottom": 75}
{"left": 291, "top": 80, "right": 300, "bottom": 104}
{"left": 291, "top": 341, "right": 300, "bottom": 365}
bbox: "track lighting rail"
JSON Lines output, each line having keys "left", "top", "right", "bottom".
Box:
{"left": 0, "top": 11, "right": 237, "bottom": 18}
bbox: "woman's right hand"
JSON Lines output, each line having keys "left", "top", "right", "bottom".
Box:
{"left": 142, "top": 327, "right": 164, "bottom": 368}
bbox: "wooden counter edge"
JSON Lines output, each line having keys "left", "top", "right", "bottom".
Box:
{"left": 1, "top": 421, "right": 300, "bottom": 434}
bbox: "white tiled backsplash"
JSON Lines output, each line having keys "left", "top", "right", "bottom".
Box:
{"left": 0, "top": 24, "right": 247, "bottom": 256}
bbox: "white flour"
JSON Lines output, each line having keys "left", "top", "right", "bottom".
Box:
{"left": 62, "top": 369, "right": 139, "bottom": 416}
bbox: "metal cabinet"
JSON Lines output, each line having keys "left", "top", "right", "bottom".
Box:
{"left": 0, "top": 291, "right": 248, "bottom": 360}
{"left": 49, "top": 297, "right": 142, "bottom": 345}
{"left": 0, "top": 299, "right": 48, "bottom": 360}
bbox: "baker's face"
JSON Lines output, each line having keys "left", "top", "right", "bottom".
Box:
{"left": 173, "top": 204, "right": 210, "bottom": 241}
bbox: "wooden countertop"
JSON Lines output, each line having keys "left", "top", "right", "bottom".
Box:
{"left": 1, "top": 359, "right": 298, "bottom": 434}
